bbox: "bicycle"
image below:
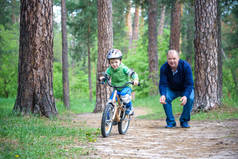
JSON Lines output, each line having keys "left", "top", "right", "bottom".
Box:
{"left": 100, "top": 80, "right": 139, "bottom": 137}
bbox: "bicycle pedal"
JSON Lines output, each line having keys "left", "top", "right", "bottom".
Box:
{"left": 112, "top": 121, "right": 118, "bottom": 125}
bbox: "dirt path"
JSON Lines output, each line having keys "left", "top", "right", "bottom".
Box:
{"left": 76, "top": 107, "right": 238, "bottom": 159}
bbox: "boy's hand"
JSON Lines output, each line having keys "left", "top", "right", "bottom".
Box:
{"left": 133, "top": 79, "right": 139, "bottom": 86}
{"left": 99, "top": 76, "right": 105, "bottom": 81}
{"left": 99, "top": 76, "right": 106, "bottom": 84}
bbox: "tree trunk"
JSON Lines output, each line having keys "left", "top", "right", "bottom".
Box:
{"left": 217, "top": 0, "right": 222, "bottom": 105}
{"left": 125, "top": 1, "right": 133, "bottom": 50}
{"left": 148, "top": 0, "right": 158, "bottom": 95}
{"left": 139, "top": 8, "right": 145, "bottom": 35}
{"left": 11, "top": 0, "right": 17, "bottom": 24}
{"left": 169, "top": 0, "right": 181, "bottom": 53}
{"left": 94, "top": 0, "right": 113, "bottom": 113}
{"left": 194, "top": 0, "right": 220, "bottom": 111}
{"left": 87, "top": 26, "right": 92, "bottom": 101}
{"left": 61, "top": 0, "right": 70, "bottom": 109}
{"left": 14, "top": 0, "right": 57, "bottom": 117}
{"left": 158, "top": 5, "right": 166, "bottom": 36}
{"left": 132, "top": 4, "right": 140, "bottom": 47}
{"left": 185, "top": 24, "right": 193, "bottom": 64}
{"left": 184, "top": 6, "right": 194, "bottom": 64}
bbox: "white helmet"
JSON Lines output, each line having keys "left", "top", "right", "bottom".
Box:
{"left": 106, "top": 49, "right": 122, "bottom": 60}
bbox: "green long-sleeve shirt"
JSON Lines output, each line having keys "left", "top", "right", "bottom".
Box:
{"left": 105, "top": 63, "right": 138, "bottom": 90}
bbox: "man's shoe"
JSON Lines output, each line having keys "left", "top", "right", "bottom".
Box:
{"left": 180, "top": 122, "right": 190, "bottom": 128}
{"left": 165, "top": 123, "right": 176, "bottom": 128}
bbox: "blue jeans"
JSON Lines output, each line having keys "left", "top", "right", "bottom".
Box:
{"left": 110, "top": 87, "right": 132, "bottom": 111}
{"left": 163, "top": 88, "right": 194, "bottom": 125}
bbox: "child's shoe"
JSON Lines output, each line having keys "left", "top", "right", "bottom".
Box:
{"left": 126, "top": 107, "right": 134, "bottom": 116}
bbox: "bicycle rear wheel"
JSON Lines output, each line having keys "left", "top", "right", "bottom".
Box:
{"left": 118, "top": 112, "right": 131, "bottom": 135}
{"left": 101, "top": 103, "right": 114, "bottom": 137}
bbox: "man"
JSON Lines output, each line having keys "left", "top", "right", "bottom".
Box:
{"left": 159, "top": 50, "right": 194, "bottom": 128}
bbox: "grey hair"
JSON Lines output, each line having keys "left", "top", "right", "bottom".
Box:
{"left": 167, "top": 50, "right": 179, "bottom": 56}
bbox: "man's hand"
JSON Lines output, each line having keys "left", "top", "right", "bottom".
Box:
{"left": 160, "top": 95, "right": 166, "bottom": 104}
{"left": 180, "top": 96, "right": 187, "bottom": 106}
{"left": 133, "top": 79, "right": 139, "bottom": 86}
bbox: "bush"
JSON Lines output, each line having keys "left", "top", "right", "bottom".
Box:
{"left": 123, "top": 28, "right": 170, "bottom": 97}
{"left": 0, "top": 25, "right": 18, "bottom": 98}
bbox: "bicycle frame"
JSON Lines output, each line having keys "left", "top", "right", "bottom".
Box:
{"left": 101, "top": 80, "right": 138, "bottom": 137}
{"left": 111, "top": 89, "right": 124, "bottom": 122}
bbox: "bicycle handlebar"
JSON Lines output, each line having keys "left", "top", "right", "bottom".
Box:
{"left": 100, "top": 79, "right": 140, "bottom": 89}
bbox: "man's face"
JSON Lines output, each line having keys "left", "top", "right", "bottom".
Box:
{"left": 110, "top": 59, "right": 121, "bottom": 69}
{"left": 167, "top": 51, "right": 179, "bottom": 70}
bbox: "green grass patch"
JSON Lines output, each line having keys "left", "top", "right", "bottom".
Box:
{"left": 0, "top": 98, "right": 99, "bottom": 159}
{"left": 134, "top": 95, "right": 238, "bottom": 121}
{"left": 56, "top": 98, "right": 95, "bottom": 114}
{"left": 133, "top": 95, "right": 183, "bottom": 120}
{"left": 191, "top": 104, "right": 238, "bottom": 120}
{"left": 1, "top": 94, "right": 237, "bottom": 158}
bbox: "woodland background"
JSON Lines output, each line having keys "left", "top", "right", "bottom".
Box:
{"left": 0, "top": 0, "right": 237, "bottom": 114}
{"left": 1, "top": 1, "right": 238, "bottom": 158}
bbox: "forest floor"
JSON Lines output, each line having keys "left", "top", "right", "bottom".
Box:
{"left": 75, "top": 107, "right": 238, "bottom": 159}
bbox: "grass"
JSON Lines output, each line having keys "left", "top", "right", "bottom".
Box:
{"left": 0, "top": 94, "right": 237, "bottom": 158}
{"left": 56, "top": 97, "right": 95, "bottom": 114}
{"left": 0, "top": 98, "right": 99, "bottom": 159}
{"left": 133, "top": 95, "right": 186, "bottom": 120}
{"left": 133, "top": 95, "right": 238, "bottom": 121}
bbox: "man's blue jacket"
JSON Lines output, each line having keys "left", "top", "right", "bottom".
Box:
{"left": 159, "top": 59, "right": 194, "bottom": 98}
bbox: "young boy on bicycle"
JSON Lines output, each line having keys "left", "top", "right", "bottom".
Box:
{"left": 100, "top": 49, "right": 139, "bottom": 115}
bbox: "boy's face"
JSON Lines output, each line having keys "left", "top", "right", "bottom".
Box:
{"left": 109, "top": 59, "right": 121, "bottom": 69}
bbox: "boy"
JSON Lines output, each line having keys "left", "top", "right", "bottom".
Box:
{"left": 100, "top": 49, "right": 139, "bottom": 115}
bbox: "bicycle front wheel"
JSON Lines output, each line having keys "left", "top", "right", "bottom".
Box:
{"left": 118, "top": 112, "right": 131, "bottom": 135}
{"left": 101, "top": 103, "right": 114, "bottom": 137}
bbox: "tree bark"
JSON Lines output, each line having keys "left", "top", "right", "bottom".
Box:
{"left": 132, "top": 4, "right": 140, "bottom": 46}
{"left": 169, "top": 0, "right": 181, "bottom": 53}
{"left": 185, "top": 24, "right": 193, "bottom": 64}
{"left": 94, "top": 0, "right": 113, "bottom": 113}
{"left": 87, "top": 26, "right": 92, "bottom": 101}
{"left": 148, "top": 0, "right": 158, "bottom": 95}
{"left": 61, "top": 0, "right": 70, "bottom": 109}
{"left": 11, "top": 0, "right": 17, "bottom": 24}
{"left": 184, "top": 6, "right": 194, "bottom": 64}
{"left": 194, "top": 0, "right": 220, "bottom": 111}
{"left": 158, "top": 5, "right": 166, "bottom": 36}
{"left": 125, "top": 1, "right": 133, "bottom": 50}
{"left": 217, "top": 0, "right": 223, "bottom": 105}
{"left": 14, "top": 0, "right": 57, "bottom": 117}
